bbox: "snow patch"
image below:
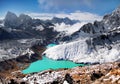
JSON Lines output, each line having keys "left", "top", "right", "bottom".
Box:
{"left": 33, "top": 25, "right": 44, "bottom": 31}
{"left": 53, "top": 22, "right": 87, "bottom": 35}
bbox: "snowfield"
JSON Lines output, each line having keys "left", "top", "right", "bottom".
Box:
{"left": 43, "top": 37, "right": 120, "bottom": 63}
{"left": 53, "top": 22, "right": 87, "bottom": 35}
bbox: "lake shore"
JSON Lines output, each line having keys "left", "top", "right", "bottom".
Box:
{"left": 1, "top": 62, "right": 119, "bottom": 84}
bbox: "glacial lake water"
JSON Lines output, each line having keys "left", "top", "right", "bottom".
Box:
{"left": 46, "top": 43, "right": 57, "bottom": 48}
{"left": 22, "top": 43, "right": 86, "bottom": 74}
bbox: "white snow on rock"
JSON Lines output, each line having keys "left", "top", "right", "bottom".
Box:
{"left": 43, "top": 38, "right": 120, "bottom": 63}
{"left": 53, "top": 22, "right": 87, "bottom": 35}
{"left": 0, "top": 39, "right": 38, "bottom": 61}
{"left": 17, "top": 39, "right": 28, "bottom": 44}
{"left": 63, "top": 80, "right": 69, "bottom": 84}
{"left": 23, "top": 71, "right": 64, "bottom": 84}
{"left": 33, "top": 25, "right": 44, "bottom": 31}
{"left": 0, "top": 22, "right": 4, "bottom": 27}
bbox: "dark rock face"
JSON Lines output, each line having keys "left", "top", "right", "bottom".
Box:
{"left": 0, "top": 20, "right": 3, "bottom": 26}
{"left": 8, "top": 79, "right": 18, "bottom": 84}
{"left": 2, "top": 11, "right": 60, "bottom": 41}
{"left": 0, "top": 45, "right": 45, "bottom": 72}
{"left": 51, "top": 81, "right": 59, "bottom": 84}
{"left": 80, "top": 23, "right": 96, "bottom": 34}
{"left": 66, "top": 6, "right": 120, "bottom": 53}
{"left": 91, "top": 71, "right": 104, "bottom": 81}
{"left": 102, "top": 7, "right": 120, "bottom": 30}
{"left": 4, "top": 12, "right": 32, "bottom": 29}
{"left": 118, "top": 63, "right": 120, "bottom": 67}
{"left": 64, "top": 73, "right": 74, "bottom": 84}
{"left": 0, "top": 27, "right": 35, "bottom": 40}
{"left": 18, "top": 14, "right": 33, "bottom": 29}
{"left": 4, "top": 11, "right": 19, "bottom": 28}
{"left": 0, "top": 27, "right": 12, "bottom": 40}
{"left": 89, "top": 32, "right": 120, "bottom": 51}
{"left": 72, "top": 7, "right": 120, "bottom": 37}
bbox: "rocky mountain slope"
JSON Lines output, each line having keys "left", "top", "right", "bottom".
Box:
{"left": 0, "top": 12, "right": 57, "bottom": 40}
{"left": 43, "top": 6, "right": 120, "bottom": 64}
{"left": 23, "top": 62, "right": 120, "bottom": 84}
{"left": 1, "top": 11, "right": 80, "bottom": 41}
{"left": 0, "top": 6, "right": 120, "bottom": 84}
{"left": 0, "top": 11, "right": 84, "bottom": 62}
{"left": 0, "top": 12, "right": 84, "bottom": 84}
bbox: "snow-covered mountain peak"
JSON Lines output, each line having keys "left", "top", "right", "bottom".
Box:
{"left": 43, "top": 6, "right": 120, "bottom": 64}
{"left": 101, "top": 6, "right": 120, "bottom": 31}
{"left": 71, "top": 6, "right": 120, "bottom": 38}
{"left": 5, "top": 11, "right": 18, "bottom": 18}
{"left": 113, "top": 6, "right": 120, "bottom": 15}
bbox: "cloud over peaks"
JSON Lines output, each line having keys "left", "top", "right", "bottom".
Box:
{"left": 27, "top": 11, "right": 102, "bottom": 22}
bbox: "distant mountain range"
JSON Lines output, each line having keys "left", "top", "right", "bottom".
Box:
{"left": 47, "top": 17, "right": 79, "bottom": 25}
{"left": 0, "top": 11, "right": 79, "bottom": 41}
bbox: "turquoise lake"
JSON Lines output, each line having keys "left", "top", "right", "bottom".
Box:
{"left": 22, "top": 44, "right": 85, "bottom": 74}
{"left": 46, "top": 43, "right": 57, "bottom": 48}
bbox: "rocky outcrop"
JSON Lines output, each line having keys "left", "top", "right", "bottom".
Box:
{"left": 4, "top": 12, "right": 32, "bottom": 29}
{"left": 4, "top": 11, "right": 19, "bottom": 29}
{"left": 0, "top": 44, "right": 46, "bottom": 71}
{"left": 72, "top": 6, "right": 120, "bottom": 37}
{"left": 21, "top": 62, "right": 120, "bottom": 84}
{"left": 1, "top": 62, "right": 120, "bottom": 84}
{"left": 18, "top": 14, "right": 32, "bottom": 29}
{"left": 0, "top": 27, "right": 12, "bottom": 40}
{"left": 0, "top": 43, "right": 46, "bottom": 84}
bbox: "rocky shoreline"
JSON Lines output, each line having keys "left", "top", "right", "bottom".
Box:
{"left": 22, "top": 62, "right": 120, "bottom": 84}
{"left": 1, "top": 62, "right": 119, "bottom": 84}
{"left": 0, "top": 44, "right": 46, "bottom": 84}
{"left": 0, "top": 43, "right": 119, "bottom": 84}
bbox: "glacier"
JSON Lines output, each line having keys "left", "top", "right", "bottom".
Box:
{"left": 43, "top": 37, "right": 120, "bottom": 64}
{"left": 43, "top": 7, "right": 120, "bottom": 64}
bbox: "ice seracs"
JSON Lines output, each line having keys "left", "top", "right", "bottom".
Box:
{"left": 44, "top": 7, "right": 120, "bottom": 64}
{"left": 44, "top": 37, "right": 120, "bottom": 63}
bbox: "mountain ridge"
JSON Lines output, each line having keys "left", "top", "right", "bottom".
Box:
{"left": 44, "top": 6, "right": 120, "bottom": 64}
